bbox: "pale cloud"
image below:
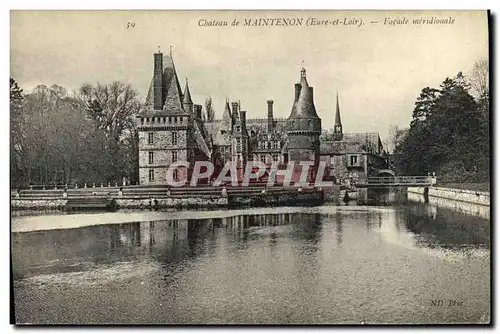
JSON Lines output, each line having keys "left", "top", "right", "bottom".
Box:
{"left": 10, "top": 10, "right": 488, "bottom": 140}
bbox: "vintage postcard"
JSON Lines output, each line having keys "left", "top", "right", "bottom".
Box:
{"left": 10, "top": 10, "right": 490, "bottom": 325}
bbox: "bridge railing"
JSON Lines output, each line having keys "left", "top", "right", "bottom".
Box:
{"left": 353, "top": 176, "right": 436, "bottom": 187}
{"left": 366, "top": 176, "right": 434, "bottom": 184}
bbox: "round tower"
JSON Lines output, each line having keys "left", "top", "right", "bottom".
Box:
{"left": 286, "top": 67, "right": 322, "bottom": 166}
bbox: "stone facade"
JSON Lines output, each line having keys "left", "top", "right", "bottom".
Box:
{"left": 11, "top": 199, "right": 67, "bottom": 209}
{"left": 136, "top": 51, "right": 210, "bottom": 185}
{"left": 116, "top": 196, "right": 228, "bottom": 209}
{"left": 135, "top": 51, "right": 388, "bottom": 185}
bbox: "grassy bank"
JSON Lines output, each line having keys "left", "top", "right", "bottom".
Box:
{"left": 437, "top": 182, "right": 490, "bottom": 192}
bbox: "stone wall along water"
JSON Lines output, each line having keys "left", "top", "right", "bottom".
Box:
{"left": 408, "top": 186, "right": 490, "bottom": 206}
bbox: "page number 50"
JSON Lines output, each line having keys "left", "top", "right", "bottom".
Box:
{"left": 126, "top": 22, "right": 136, "bottom": 28}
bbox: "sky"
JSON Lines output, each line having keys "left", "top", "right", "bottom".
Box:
{"left": 10, "top": 10, "right": 489, "bottom": 140}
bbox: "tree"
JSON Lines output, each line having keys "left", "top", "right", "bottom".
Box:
{"left": 79, "top": 81, "right": 141, "bottom": 183}
{"left": 396, "top": 71, "right": 488, "bottom": 183}
{"left": 384, "top": 125, "right": 408, "bottom": 154}
{"left": 469, "top": 58, "right": 489, "bottom": 105}
{"left": 10, "top": 80, "right": 142, "bottom": 187}
{"left": 10, "top": 78, "right": 24, "bottom": 186}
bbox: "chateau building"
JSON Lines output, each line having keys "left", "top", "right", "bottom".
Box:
{"left": 135, "top": 50, "right": 388, "bottom": 185}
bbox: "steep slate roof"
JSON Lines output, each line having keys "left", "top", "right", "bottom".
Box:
{"left": 141, "top": 53, "right": 211, "bottom": 158}
{"left": 343, "top": 133, "right": 381, "bottom": 148}
{"left": 144, "top": 77, "right": 154, "bottom": 110}
{"left": 320, "top": 140, "right": 364, "bottom": 155}
{"left": 206, "top": 116, "right": 290, "bottom": 147}
{"left": 320, "top": 132, "right": 383, "bottom": 155}
{"left": 211, "top": 101, "right": 233, "bottom": 146}
{"left": 142, "top": 54, "right": 185, "bottom": 114}
{"left": 163, "top": 71, "right": 185, "bottom": 113}
{"left": 288, "top": 68, "right": 320, "bottom": 119}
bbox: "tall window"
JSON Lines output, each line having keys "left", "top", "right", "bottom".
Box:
{"left": 148, "top": 132, "right": 154, "bottom": 144}
{"left": 330, "top": 155, "right": 335, "bottom": 165}
{"left": 172, "top": 132, "right": 178, "bottom": 145}
{"left": 350, "top": 155, "right": 358, "bottom": 166}
{"left": 148, "top": 151, "right": 154, "bottom": 164}
{"left": 173, "top": 169, "right": 179, "bottom": 181}
{"left": 260, "top": 154, "right": 266, "bottom": 163}
{"left": 172, "top": 151, "right": 178, "bottom": 163}
{"left": 149, "top": 169, "right": 155, "bottom": 182}
{"left": 272, "top": 154, "right": 279, "bottom": 162}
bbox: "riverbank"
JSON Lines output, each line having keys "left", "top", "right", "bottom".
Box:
{"left": 408, "top": 186, "right": 490, "bottom": 206}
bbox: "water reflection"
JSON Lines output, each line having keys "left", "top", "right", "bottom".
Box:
{"left": 12, "top": 204, "right": 490, "bottom": 324}
{"left": 408, "top": 191, "right": 489, "bottom": 219}
{"left": 397, "top": 202, "right": 490, "bottom": 250}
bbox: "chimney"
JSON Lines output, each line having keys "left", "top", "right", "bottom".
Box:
{"left": 195, "top": 105, "right": 202, "bottom": 120}
{"left": 240, "top": 110, "right": 247, "bottom": 131}
{"left": 231, "top": 102, "right": 239, "bottom": 114}
{"left": 153, "top": 52, "right": 163, "bottom": 110}
{"left": 267, "top": 100, "right": 274, "bottom": 132}
{"left": 294, "top": 83, "right": 301, "bottom": 102}
{"left": 231, "top": 102, "right": 239, "bottom": 121}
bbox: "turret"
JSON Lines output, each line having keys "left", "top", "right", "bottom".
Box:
{"left": 333, "top": 92, "right": 343, "bottom": 141}
{"left": 286, "top": 67, "right": 322, "bottom": 164}
{"left": 182, "top": 78, "right": 193, "bottom": 114}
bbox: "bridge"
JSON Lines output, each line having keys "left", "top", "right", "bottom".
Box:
{"left": 354, "top": 175, "right": 436, "bottom": 188}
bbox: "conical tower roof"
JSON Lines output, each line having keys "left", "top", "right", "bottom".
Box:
{"left": 219, "top": 99, "right": 232, "bottom": 131}
{"left": 288, "top": 67, "right": 319, "bottom": 119}
{"left": 183, "top": 79, "right": 193, "bottom": 105}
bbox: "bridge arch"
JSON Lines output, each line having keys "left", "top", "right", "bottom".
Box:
{"left": 376, "top": 169, "right": 396, "bottom": 177}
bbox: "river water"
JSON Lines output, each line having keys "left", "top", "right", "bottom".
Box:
{"left": 11, "top": 199, "right": 490, "bottom": 324}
